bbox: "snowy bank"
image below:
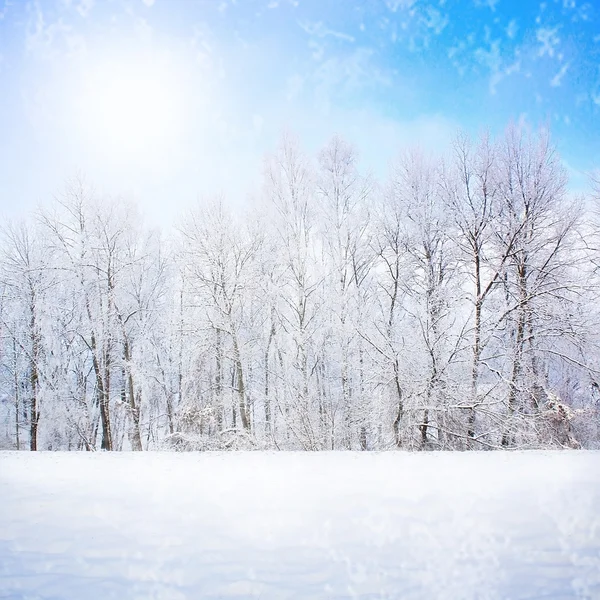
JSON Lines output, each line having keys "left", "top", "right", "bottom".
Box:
{"left": 0, "top": 451, "right": 599, "bottom": 599}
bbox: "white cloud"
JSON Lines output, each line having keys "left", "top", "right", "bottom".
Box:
{"left": 142, "top": 0, "right": 156, "bottom": 6}
{"left": 60, "top": 0, "right": 94, "bottom": 17}
{"left": 473, "top": 36, "right": 523, "bottom": 96}
{"left": 25, "top": 5, "right": 87, "bottom": 61}
{"left": 575, "top": 3, "right": 592, "bottom": 21}
{"left": 312, "top": 48, "right": 391, "bottom": 112}
{"left": 474, "top": 38, "right": 502, "bottom": 93}
{"left": 537, "top": 26, "right": 560, "bottom": 57}
{"left": 474, "top": 0, "right": 499, "bottom": 10}
{"left": 384, "top": 0, "right": 416, "bottom": 12}
{"left": 76, "top": 0, "right": 94, "bottom": 17}
{"left": 505, "top": 58, "right": 521, "bottom": 76}
{"left": 506, "top": 19, "right": 518, "bottom": 39}
{"left": 422, "top": 7, "right": 448, "bottom": 35}
{"left": 550, "top": 61, "right": 569, "bottom": 87}
{"left": 308, "top": 39, "right": 324, "bottom": 61}
{"left": 190, "top": 23, "right": 219, "bottom": 72}
{"left": 299, "top": 21, "right": 355, "bottom": 43}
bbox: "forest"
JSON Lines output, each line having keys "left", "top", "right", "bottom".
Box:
{"left": 1, "top": 124, "right": 599, "bottom": 452}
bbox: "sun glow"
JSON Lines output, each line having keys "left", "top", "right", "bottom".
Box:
{"left": 77, "top": 56, "right": 186, "bottom": 162}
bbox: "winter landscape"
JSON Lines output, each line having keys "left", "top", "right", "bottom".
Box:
{"left": 2, "top": 451, "right": 600, "bottom": 599}
{"left": 1, "top": 0, "right": 600, "bottom": 597}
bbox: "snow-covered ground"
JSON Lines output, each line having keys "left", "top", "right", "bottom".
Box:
{"left": 0, "top": 451, "right": 599, "bottom": 600}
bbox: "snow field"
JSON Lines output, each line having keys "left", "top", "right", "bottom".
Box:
{"left": 0, "top": 451, "right": 599, "bottom": 599}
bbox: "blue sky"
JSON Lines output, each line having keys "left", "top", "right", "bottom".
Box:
{"left": 0, "top": 0, "right": 598, "bottom": 224}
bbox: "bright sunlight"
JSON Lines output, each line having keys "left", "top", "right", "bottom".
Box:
{"left": 77, "top": 56, "right": 185, "bottom": 162}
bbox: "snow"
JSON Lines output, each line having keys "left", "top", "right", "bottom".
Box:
{"left": 0, "top": 451, "right": 599, "bottom": 599}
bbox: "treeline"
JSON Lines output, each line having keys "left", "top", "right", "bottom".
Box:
{"left": 1, "top": 125, "right": 600, "bottom": 451}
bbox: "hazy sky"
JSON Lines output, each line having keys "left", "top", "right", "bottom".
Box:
{"left": 0, "top": 0, "right": 598, "bottom": 225}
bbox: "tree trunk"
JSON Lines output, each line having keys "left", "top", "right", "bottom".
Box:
{"left": 29, "top": 304, "right": 39, "bottom": 451}
{"left": 341, "top": 350, "right": 351, "bottom": 449}
{"left": 392, "top": 359, "right": 404, "bottom": 448}
{"left": 468, "top": 249, "right": 482, "bottom": 447}
{"left": 13, "top": 338, "right": 20, "bottom": 450}
{"left": 124, "top": 338, "right": 143, "bottom": 451}
{"left": 502, "top": 264, "right": 527, "bottom": 447}
{"left": 89, "top": 329, "right": 112, "bottom": 451}
{"left": 215, "top": 327, "right": 223, "bottom": 432}
{"left": 264, "top": 308, "right": 276, "bottom": 436}
{"left": 232, "top": 333, "right": 250, "bottom": 431}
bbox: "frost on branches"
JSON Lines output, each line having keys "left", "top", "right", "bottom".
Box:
{"left": 1, "top": 125, "right": 600, "bottom": 451}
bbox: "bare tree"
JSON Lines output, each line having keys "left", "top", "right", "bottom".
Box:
{"left": 179, "top": 199, "right": 262, "bottom": 439}
{"left": 264, "top": 133, "right": 323, "bottom": 449}
{"left": 1, "top": 126, "right": 598, "bottom": 452}
{"left": 494, "top": 126, "right": 578, "bottom": 447}
{"left": 0, "top": 222, "right": 51, "bottom": 450}
{"left": 316, "top": 135, "right": 373, "bottom": 449}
